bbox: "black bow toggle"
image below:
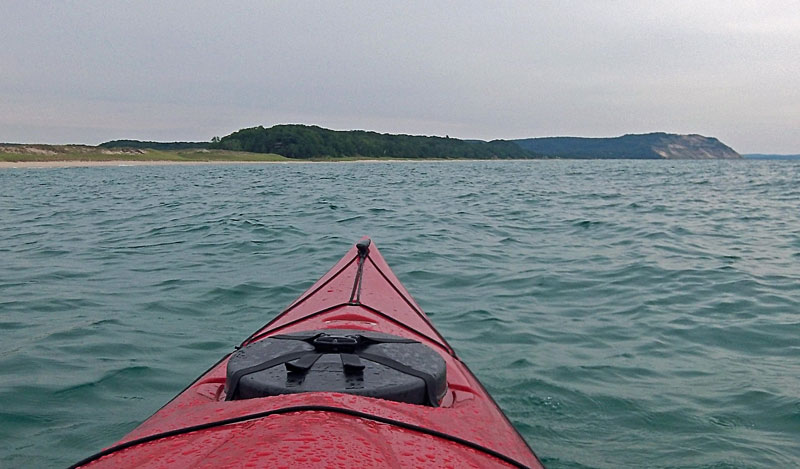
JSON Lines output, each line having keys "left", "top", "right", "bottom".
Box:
{"left": 284, "top": 334, "right": 365, "bottom": 373}
{"left": 282, "top": 332, "right": 414, "bottom": 375}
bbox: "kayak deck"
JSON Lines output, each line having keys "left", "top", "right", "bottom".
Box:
{"left": 74, "top": 239, "right": 543, "bottom": 468}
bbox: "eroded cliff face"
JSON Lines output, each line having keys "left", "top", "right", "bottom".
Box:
{"left": 650, "top": 134, "right": 741, "bottom": 159}
{"left": 513, "top": 132, "right": 742, "bottom": 159}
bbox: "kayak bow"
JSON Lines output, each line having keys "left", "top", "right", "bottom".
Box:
{"left": 73, "top": 238, "right": 543, "bottom": 468}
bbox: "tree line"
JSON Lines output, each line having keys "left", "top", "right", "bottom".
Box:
{"left": 209, "top": 125, "right": 534, "bottom": 159}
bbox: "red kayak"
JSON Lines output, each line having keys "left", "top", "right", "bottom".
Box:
{"left": 72, "top": 239, "right": 543, "bottom": 468}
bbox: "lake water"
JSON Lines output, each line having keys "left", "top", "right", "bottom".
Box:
{"left": 1, "top": 160, "right": 798, "bottom": 468}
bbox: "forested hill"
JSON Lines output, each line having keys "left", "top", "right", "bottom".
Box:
{"left": 513, "top": 133, "right": 741, "bottom": 159}
{"left": 209, "top": 125, "right": 530, "bottom": 159}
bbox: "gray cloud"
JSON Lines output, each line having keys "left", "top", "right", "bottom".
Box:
{"left": 1, "top": 0, "right": 798, "bottom": 152}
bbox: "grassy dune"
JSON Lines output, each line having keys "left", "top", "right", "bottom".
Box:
{"left": 0, "top": 144, "right": 289, "bottom": 163}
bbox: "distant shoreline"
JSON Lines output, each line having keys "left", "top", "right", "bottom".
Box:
{"left": 3, "top": 157, "right": 785, "bottom": 169}
{"left": 2, "top": 126, "right": 748, "bottom": 161}
{"left": 0, "top": 145, "right": 488, "bottom": 168}
{"left": 0, "top": 160, "right": 295, "bottom": 169}
{"left": 0, "top": 158, "right": 485, "bottom": 169}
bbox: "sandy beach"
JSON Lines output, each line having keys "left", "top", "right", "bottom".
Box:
{"left": 0, "top": 158, "right": 470, "bottom": 169}
{"left": 0, "top": 160, "right": 310, "bottom": 169}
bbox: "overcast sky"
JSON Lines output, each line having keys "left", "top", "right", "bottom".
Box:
{"left": 2, "top": 1, "right": 798, "bottom": 153}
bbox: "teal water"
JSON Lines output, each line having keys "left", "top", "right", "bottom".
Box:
{"left": 1, "top": 160, "right": 798, "bottom": 468}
